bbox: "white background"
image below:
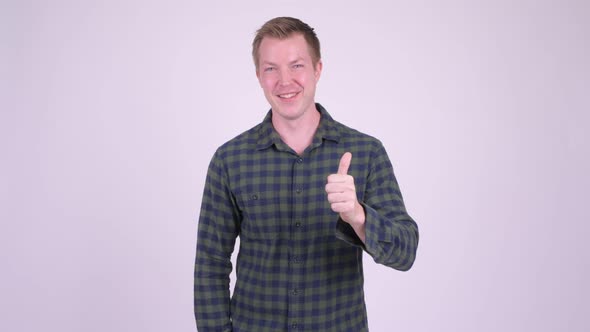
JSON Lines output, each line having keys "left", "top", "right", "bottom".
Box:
{"left": 2, "top": 0, "right": 589, "bottom": 331}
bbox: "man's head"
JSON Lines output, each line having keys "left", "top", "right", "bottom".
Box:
{"left": 253, "top": 17, "right": 323, "bottom": 122}
{"left": 252, "top": 17, "right": 321, "bottom": 72}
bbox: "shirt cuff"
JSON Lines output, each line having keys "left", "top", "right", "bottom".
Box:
{"left": 365, "top": 202, "right": 395, "bottom": 252}
{"left": 335, "top": 203, "right": 395, "bottom": 256}
{"left": 334, "top": 218, "right": 366, "bottom": 249}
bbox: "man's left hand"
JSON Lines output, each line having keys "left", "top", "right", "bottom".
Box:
{"left": 325, "top": 152, "right": 366, "bottom": 229}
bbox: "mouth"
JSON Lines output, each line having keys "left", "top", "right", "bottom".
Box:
{"left": 276, "top": 92, "right": 300, "bottom": 100}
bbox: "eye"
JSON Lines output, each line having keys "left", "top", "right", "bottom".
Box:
{"left": 293, "top": 64, "right": 304, "bottom": 69}
{"left": 264, "top": 67, "right": 275, "bottom": 72}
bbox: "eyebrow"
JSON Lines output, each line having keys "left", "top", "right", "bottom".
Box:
{"left": 261, "top": 57, "right": 305, "bottom": 66}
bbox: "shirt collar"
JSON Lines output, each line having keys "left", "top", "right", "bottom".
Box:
{"left": 256, "top": 103, "right": 341, "bottom": 151}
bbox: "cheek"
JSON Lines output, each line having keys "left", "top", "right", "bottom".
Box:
{"left": 296, "top": 71, "right": 314, "bottom": 86}
{"left": 260, "top": 77, "right": 277, "bottom": 92}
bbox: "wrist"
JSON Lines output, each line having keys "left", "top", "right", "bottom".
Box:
{"left": 349, "top": 201, "right": 366, "bottom": 227}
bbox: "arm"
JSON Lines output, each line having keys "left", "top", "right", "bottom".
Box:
{"left": 334, "top": 143, "right": 419, "bottom": 271}
{"left": 194, "top": 151, "right": 239, "bottom": 331}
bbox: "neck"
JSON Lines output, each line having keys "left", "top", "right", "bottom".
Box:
{"left": 272, "top": 107, "right": 321, "bottom": 155}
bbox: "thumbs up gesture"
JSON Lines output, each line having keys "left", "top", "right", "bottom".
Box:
{"left": 325, "top": 152, "right": 366, "bottom": 229}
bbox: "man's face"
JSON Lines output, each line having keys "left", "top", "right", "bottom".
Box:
{"left": 256, "top": 33, "right": 322, "bottom": 122}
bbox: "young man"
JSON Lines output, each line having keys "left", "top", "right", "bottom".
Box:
{"left": 194, "top": 17, "right": 419, "bottom": 331}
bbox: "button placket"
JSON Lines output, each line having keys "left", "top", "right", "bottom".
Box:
{"left": 289, "top": 155, "right": 307, "bottom": 328}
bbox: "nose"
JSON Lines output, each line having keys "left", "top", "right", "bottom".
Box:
{"left": 278, "top": 69, "right": 292, "bottom": 85}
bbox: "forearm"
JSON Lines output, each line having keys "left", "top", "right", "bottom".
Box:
{"left": 347, "top": 141, "right": 419, "bottom": 270}
{"left": 194, "top": 151, "right": 239, "bottom": 330}
{"left": 334, "top": 203, "right": 418, "bottom": 271}
{"left": 362, "top": 204, "right": 419, "bottom": 271}
{"left": 194, "top": 249, "right": 233, "bottom": 331}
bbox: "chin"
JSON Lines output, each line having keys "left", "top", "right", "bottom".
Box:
{"left": 271, "top": 101, "right": 303, "bottom": 117}
{"left": 275, "top": 108, "right": 304, "bottom": 120}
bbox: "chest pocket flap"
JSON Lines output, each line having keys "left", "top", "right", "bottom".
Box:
{"left": 237, "top": 191, "right": 283, "bottom": 240}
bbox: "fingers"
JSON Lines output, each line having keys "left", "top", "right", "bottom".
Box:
{"left": 329, "top": 201, "right": 356, "bottom": 213}
{"left": 337, "top": 152, "right": 352, "bottom": 175}
{"left": 326, "top": 185, "right": 356, "bottom": 213}
{"left": 325, "top": 181, "right": 354, "bottom": 192}
{"left": 326, "top": 191, "right": 352, "bottom": 203}
{"left": 327, "top": 152, "right": 357, "bottom": 217}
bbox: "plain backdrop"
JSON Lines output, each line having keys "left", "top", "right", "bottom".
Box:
{"left": 2, "top": 0, "right": 589, "bottom": 331}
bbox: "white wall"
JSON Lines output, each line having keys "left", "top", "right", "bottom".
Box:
{"left": 2, "top": 0, "right": 588, "bottom": 331}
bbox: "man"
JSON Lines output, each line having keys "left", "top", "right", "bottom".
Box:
{"left": 195, "top": 17, "right": 419, "bottom": 331}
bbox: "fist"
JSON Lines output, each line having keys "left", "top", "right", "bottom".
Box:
{"left": 325, "top": 152, "right": 364, "bottom": 225}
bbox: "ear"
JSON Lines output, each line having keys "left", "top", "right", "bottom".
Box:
{"left": 314, "top": 60, "right": 323, "bottom": 82}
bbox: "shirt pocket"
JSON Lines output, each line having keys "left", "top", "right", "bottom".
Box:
{"left": 237, "top": 191, "right": 282, "bottom": 240}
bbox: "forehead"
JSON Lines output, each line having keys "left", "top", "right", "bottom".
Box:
{"left": 258, "top": 33, "right": 312, "bottom": 63}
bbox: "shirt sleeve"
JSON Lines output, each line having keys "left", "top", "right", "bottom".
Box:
{"left": 335, "top": 141, "right": 419, "bottom": 271}
{"left": 194, "top": 150, "right": 239, "bottom": 331}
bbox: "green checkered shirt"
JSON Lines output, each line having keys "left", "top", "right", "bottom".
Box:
{"left": 195, "top": 104, "right": 419, "bottom": 331}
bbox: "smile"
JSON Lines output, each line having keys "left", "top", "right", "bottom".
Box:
{"left": 277, "top": 92, "right": 300, "bottom": 99}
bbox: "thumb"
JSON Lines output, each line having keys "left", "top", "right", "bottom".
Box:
{"left": 337, "top": 152, "right": 352, "bottom": 175}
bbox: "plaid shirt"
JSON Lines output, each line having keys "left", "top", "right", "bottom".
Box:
{"left": 194, "top": 104, "right": 418, "bottom": 331}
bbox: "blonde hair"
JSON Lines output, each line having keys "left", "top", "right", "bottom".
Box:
{"left": 252, "top": 17, "right": 321, "bottom": 70}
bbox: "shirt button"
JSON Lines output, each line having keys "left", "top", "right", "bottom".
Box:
{"left": 296, "top": 157, "right": 303, "bottom": 164}
{"left": 295, "top": 222, "right": 301, "bottom": 227}
{"left": 291, "top": 323, "right": 298, "bottom": 329}
{"left": 295, "top": 188, "right": 302, "bottom": 194}
{"left": 292, "top": 289, "right": 298, "bottom": 295}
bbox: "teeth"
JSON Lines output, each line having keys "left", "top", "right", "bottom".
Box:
{"left": 279, "top": 93, "right": 297, "bottom": 98}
